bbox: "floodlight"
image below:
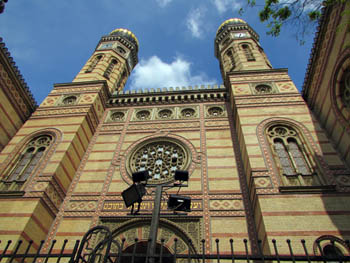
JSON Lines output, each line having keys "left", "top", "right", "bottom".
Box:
{"left": 174, "top": 170, "right": 189, "bottom": 181}
{"left": 132, "top": 171, "right": 149, "bottom": 183}
{"left": 167, "top": 194, "right": 191, "bottom": 212}
{"left": 122, "top": 184, "right": 146, "bottom": 207}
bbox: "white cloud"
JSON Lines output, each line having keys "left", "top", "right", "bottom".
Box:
{"left": 129, "top": 56, "right": 216, "bottom": 90}
{"left": 155, "top": 0, "right": 173, "bottom": 7}
{"left": 186, "top": 7, "right": 206, "bottom": 39}
{"left": 212, "top": 0, "right": 242, "bottom": 14}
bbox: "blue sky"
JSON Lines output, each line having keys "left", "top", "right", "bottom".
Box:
{"left": 0, "top": 0, "right": 317, "bottom": 104}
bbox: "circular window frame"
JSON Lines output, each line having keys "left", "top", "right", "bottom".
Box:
{"left": 135, "top": 110, "right": 152, "bottom": 121}
{"left": 110, "top": 111, "right": 125, "bottom": 122}
{"left": 125, "top": 137, "right": 192, "bottom": 185}
{"left": 157, "top": 109, "right": 174, "bottom": 120}
{"left": 62, "top": 95, "right": 78, "bottom": 106}
{"left": 180, "top": 108, "right": 196, "bottom": 119}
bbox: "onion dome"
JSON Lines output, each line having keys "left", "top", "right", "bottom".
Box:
{"left": 216, "top": 18, "right": 247, "bottom": 36}
{"left": 110, "top": 28, "right": 139, "bottom": 51}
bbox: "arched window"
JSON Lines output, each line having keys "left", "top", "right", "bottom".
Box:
{"left": 225, "top": 49, "right": 235, "bottom": 71}
{"left": 86, "top": 55, "right": 102, "bottom": 73}
{"left": 242, "top": 44, "right": 255, "bottom": 61}
{"left": 267, "top": 125, "right": 322, "bottom": 186}
{"left": 104, "top": 59, "right": 118, "bottom": 79}
{"left": 0, "top": 135, "right": 53, "bottom": 191}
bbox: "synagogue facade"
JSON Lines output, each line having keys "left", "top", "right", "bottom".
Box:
{"left": 0, "top": 1, "right": 349, "bottom": 257}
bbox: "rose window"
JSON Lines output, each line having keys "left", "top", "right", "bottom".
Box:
{"left": 208, "top": 107, "right": 223, "bottom": 117}
{"left": 181, "top": 108, "right": 195, "bottom": 118}
{"left": 111, "top": 111, "right": 125, "bottom": 121}
{"left": 158, "top": 109, "right": 173, "bottom": 119}
{"left": 136, "top": 110, "right": 151, "bottom": 120}
{"left": 63, "top": 96, "right": 77, "bottom": 105}
{"left": 129, "top": 139, "right": 190, "bottom": 184}
{"left": 255, "top": 84, "right": 272, "bottom": 94}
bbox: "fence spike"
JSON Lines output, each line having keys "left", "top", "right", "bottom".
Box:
{"left": 56, "top": 239, "right": 68, "bottom": 263}
{"left": 0, "top": 240, "right": 12, "bottom": 261}
{"left": 272, "top": 239, "right": 280, "bottom": 263}
{"left": 174, "top": 238, "right": 178, "bottom": 263}
{"left": 69, "top": 240, "right": 80, "bottom": 263}
{"left": 216, "top": 239, "right": 220, "bottom": 263}
{"left": 301, "top": 239, "right": 311, "bottom": 263}
{"left": 243, "top": 239, "right": 250, "bottom": 263}
{"left": 229, "top": 239, "right": 235, "bottom": 263}
{"left": 45, "top": 240, "right": 56, "bottom": 263}
{"left": 33, "top": 240, "right": 45, "bottom": 263}
{"left": 9, "top": 240, "right": 23, "bottom": 263}
{"left": 20, "top": 240, "right": 33, "bottom": 263}
{"left": 286, "top": 239, "right": 295, "bottom": 263}
{"left": 201, "top": 239, "right": 205, "bottom": 263}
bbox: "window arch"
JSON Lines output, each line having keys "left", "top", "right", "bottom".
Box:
{"left": 241, "top": 44, "right": 255, "bottom": 61}
{"left": 0, "top": 135, "right": 53, "bottom": 191}
{"left": 225, "top": 48, "right": 235, "bottom": 71}
{"left": 104, "top": 59, "right": 118, "bottom": 79}
{"left": 86, "top": 54, "right": 103, "bottom": 73}
{"left": 267, "top": 124, "right": 322, "bottom": 186}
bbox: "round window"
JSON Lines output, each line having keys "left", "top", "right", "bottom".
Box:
{"left": 128, "top": 138, "right": 191, "bottom": 184}
{"left": 63, "top": 96, "right": 77, "bottom": 105}
{"left": 111, "top": 111, "right": 125, "bottom": 121}
{"left": 181, "top": 108, "right": 195, "bottom": 118}
{"left": 136, "top": 110, "right": 151, "bottom": 120}
{"left": 158, "top": 109, "right": 173, "bottom": 119}
{"left": 208, "top": 107, "right": 223, "bottom": 117}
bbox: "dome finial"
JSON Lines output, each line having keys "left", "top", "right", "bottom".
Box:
{"left": 216, "top": 18, "right": 247, "bottom": 36}
{"left": 110, "top": 28, "right": 139, "bottom": 49}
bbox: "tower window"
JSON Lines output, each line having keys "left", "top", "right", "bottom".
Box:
{"left": 104, "top": 59, "right": 118, "bottom": 79}
{"left": 1, "top": 135, "right": 53, "bottom": 191}
{"left": 86, "top": 55, "right": 102, "bottom": 73}
{"left": 255, "top": 84, "right": 272, "bottom": 94}
{"left": 242, "top": 44, "right": 255, "bottom": 61}
{"left": 225, "top": 49, "right": 235, "bottom": 71}
{"left": 267, "top": 125, "right": 322, "bottom": 187}
{"left": 117, "top": 46, "right": 126, "bottom": 54}
{"left": 63, "top": 96, "right": 77, "bottom": 105}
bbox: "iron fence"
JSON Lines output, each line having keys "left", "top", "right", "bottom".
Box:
{"left": 0, "top": 228, "right": 349, "bottom": 263}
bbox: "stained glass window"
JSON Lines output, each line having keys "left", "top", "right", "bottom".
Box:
{"left": 1, "top": 135, "right": 53, "bottom": 191}
{"left": 267, "top": 125, "right": 321, "bottom": 186}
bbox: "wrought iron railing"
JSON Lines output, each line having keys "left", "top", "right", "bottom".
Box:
{"left": 1, "top": 227, "right": 349, "bottom": 263}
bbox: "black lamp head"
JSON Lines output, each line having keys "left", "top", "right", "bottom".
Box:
{"left": 132, "top": 170, "right": 149, "bottom": 183}
{"left": 167, "top": 194, "right": 191, "bottom": 212}
{"left": 174, "top": 170, "right": 189, "bottom": 181}
{"left": 122, "top": 184, "right": 146, "bottom": 207}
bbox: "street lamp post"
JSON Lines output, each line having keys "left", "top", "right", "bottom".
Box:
{"left": 122, "top": 170, "right": 191, "bottom": 263}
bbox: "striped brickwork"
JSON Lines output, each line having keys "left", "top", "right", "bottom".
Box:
{"left": 228, "top": 68, "right": 350, "bottom": 254}
{"left": 0, "top": 40, "right": 36, "bottom": 152}
{"left": 44, "top": 98, "right": 258, "bottom": 254}
{"left": 0, "top": 80, "right": 108, "bottom": 249}
{"left": 73, "top": 49, "right": 129, "bottom": 93}
{"left": 303, "top": 2, "right": 350, "bottom": 168}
